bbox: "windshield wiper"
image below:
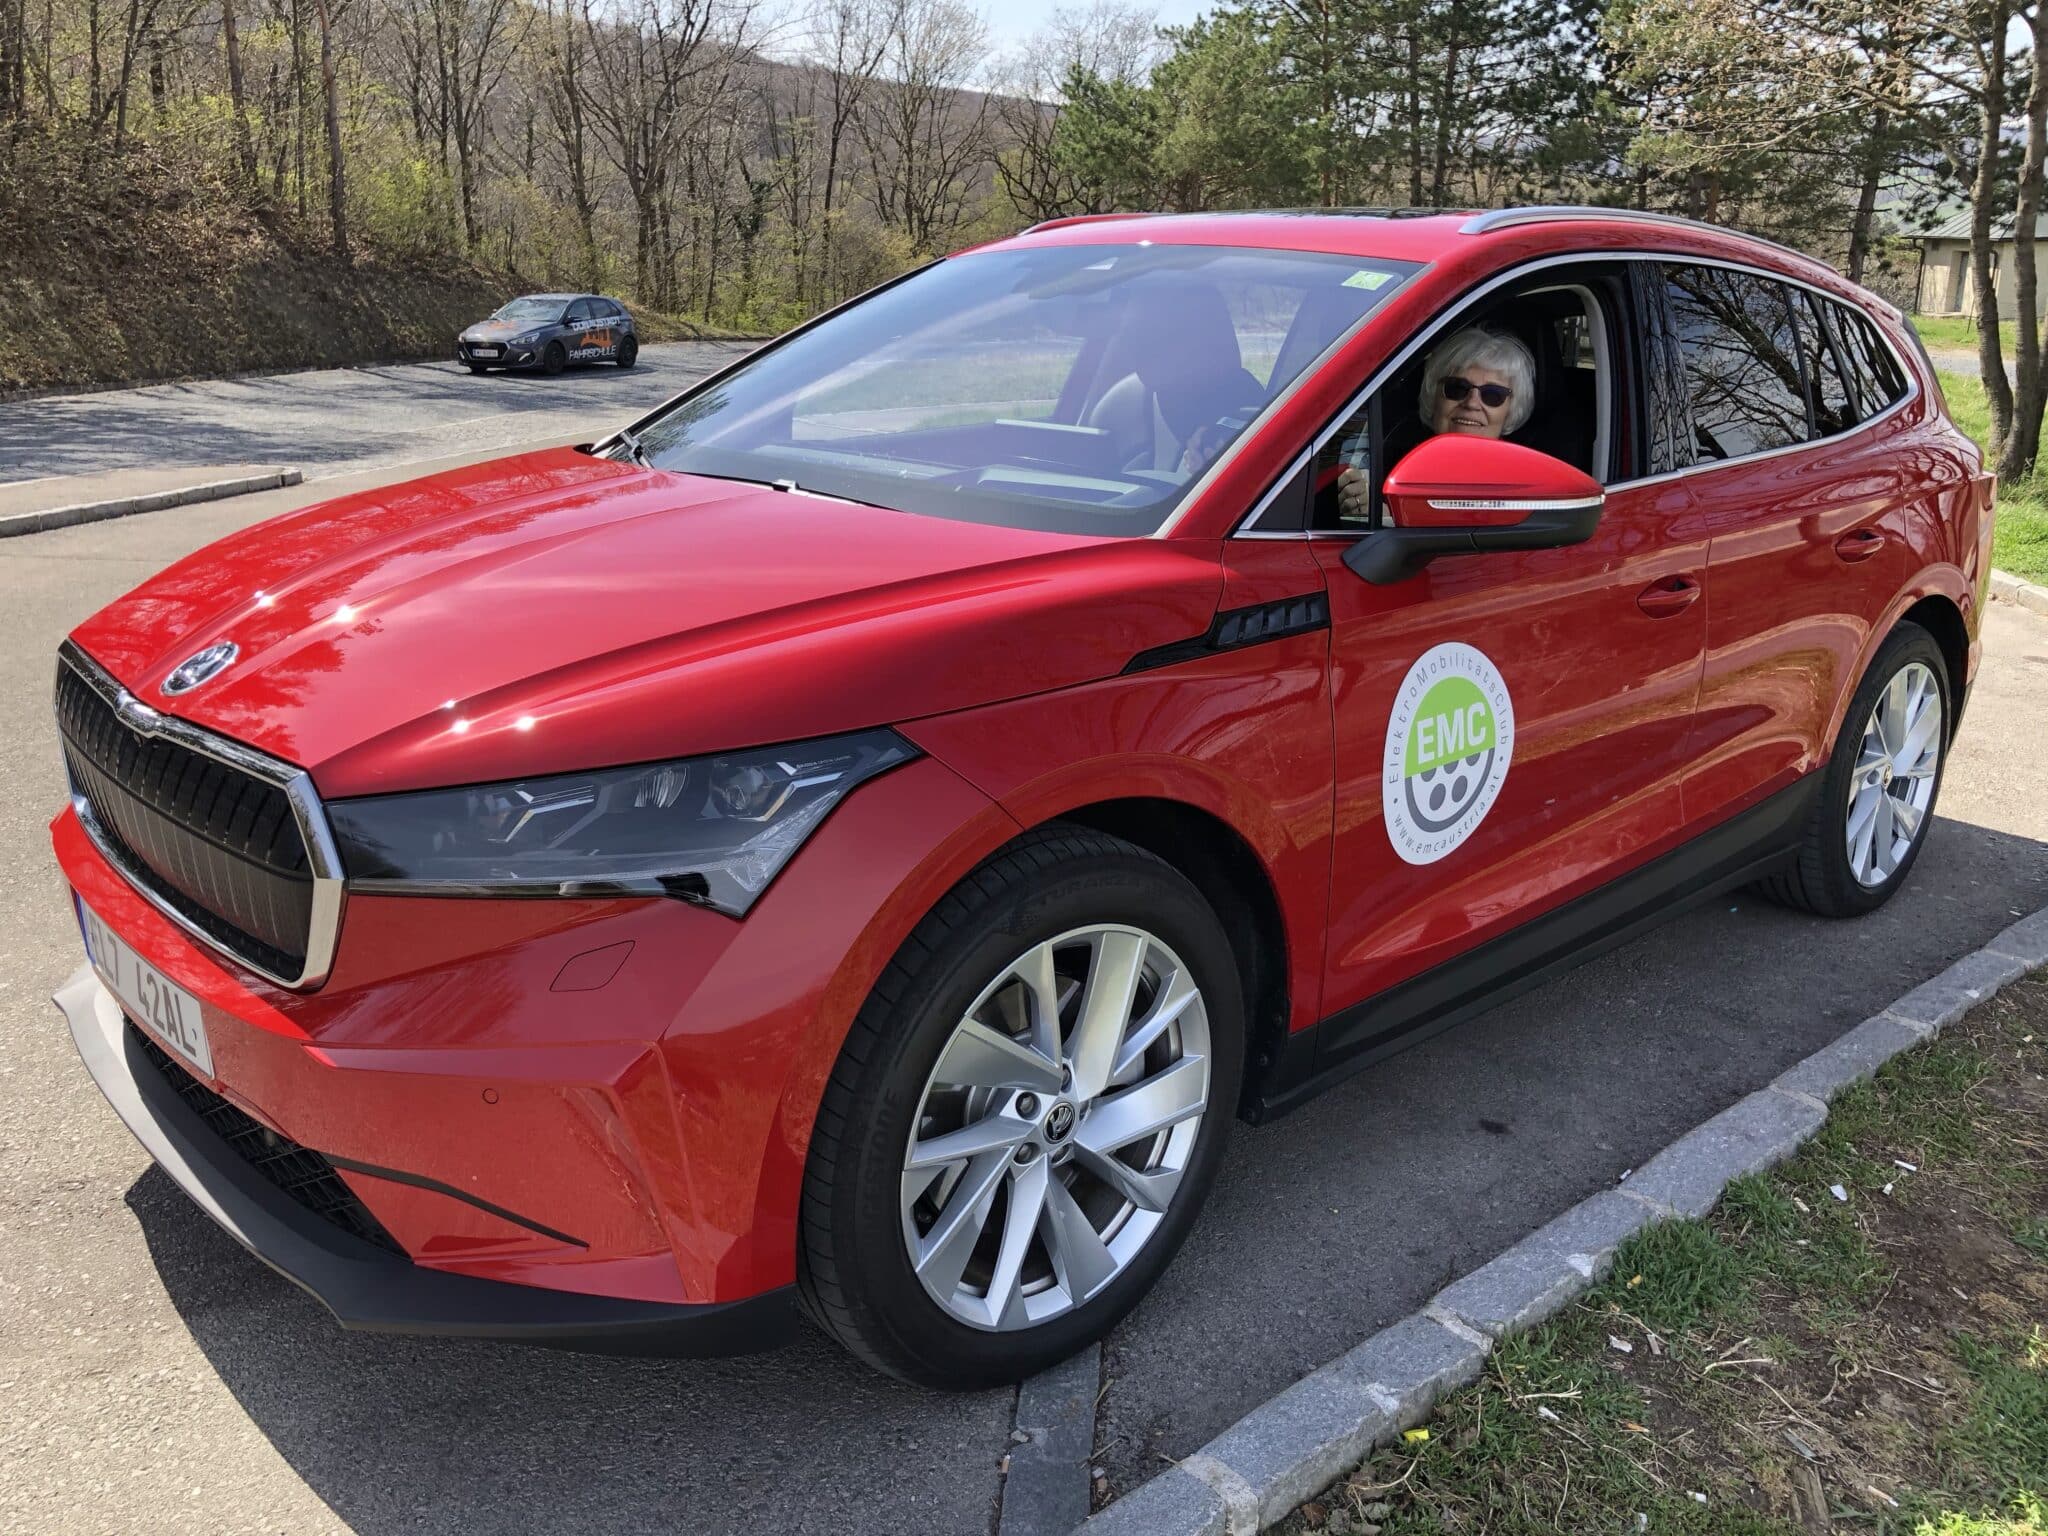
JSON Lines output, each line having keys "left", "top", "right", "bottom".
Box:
{"left": 613, "top": 428, "right": 651, "bottom": 469}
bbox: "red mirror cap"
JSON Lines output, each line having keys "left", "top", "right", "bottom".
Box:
{"left": 1383, "top": 435, "right": 1604, "bottom": 528}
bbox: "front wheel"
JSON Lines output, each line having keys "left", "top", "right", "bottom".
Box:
{"left": 541, "top": 341, "right": 566, "bottom": 376}
{"left": 798, "top": 825, "right": 1243, "bottom": 1388}
{"left": 1759, "top": 620, "right": 1949, "bottom": 917}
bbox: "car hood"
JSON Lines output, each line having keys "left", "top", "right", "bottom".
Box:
{"left": 460, "top": 320, "right": 534, "bottom": 341}
{"left": 69, "top": 449, "right": 1223, "bottom": 798}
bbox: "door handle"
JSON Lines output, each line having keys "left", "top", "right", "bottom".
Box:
{"left": 1834, "top": 527, "right": 1888, "bottom": 563}
{"left": 1636, "top": 574, "right": 1701, "bottom": 617}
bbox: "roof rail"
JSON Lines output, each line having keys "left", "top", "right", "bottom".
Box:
{"left": 1460, "top": 205, "right": 1813, "bottom": 263}
{"left": 1021, "top": 212, "right": 1159, "bottom": 234}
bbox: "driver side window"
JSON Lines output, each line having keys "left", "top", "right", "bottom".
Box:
{"left": 1306, "top": 272, "right": 1625, "bottom": 532}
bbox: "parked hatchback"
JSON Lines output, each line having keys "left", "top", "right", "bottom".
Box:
{"left": 456, "top": 292, "right": 638, "bottom": 374}
{"left": 52, "top": 208, "right": 1992, "bottom": 1388}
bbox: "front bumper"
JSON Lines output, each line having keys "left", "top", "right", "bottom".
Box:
{"left": 457, "top": 339, "right": 539, "bottom": 368}
{"left": 55, "top": 963, "right": 796, "bottom": 1354}
{"left": 50, "top": 747, "right": 1016, "bottom": 1347}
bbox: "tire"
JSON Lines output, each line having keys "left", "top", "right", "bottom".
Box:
{"left": 541, "top": 341, "right": 566, "bottom": 376}
{"left": 616, "top": 336, "right": 638, "bottom": 369}
{"left": 1758, "top": 620, "right": 1949, "bottom": 918}
{"left": 797, "top": 823, "right": 1244, "bottom": 1388}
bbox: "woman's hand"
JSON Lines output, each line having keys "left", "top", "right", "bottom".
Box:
{"left": 1336, "top": 463, "right": 1371, "bottom": 523}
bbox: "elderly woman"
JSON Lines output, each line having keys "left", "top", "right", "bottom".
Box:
{"left": 1337, "top": 326, "right": 1537, "bottom": 521}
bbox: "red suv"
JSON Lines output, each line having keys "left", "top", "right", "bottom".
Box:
{"left": 51, "top": 208, "right": 1992, "bottom": 1387}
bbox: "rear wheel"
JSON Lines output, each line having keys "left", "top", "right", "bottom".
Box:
{"left": 1758, "top": 621, "right": 1948, "bottom": 917}
{"left": 616, "top": 336, "right": 639, "bottom": 369}
{"left": 541, "top": 341, "right": 566, "bottom": 376}
{"left": 798, "top": 825, "right": 1243, "bottom": 1388}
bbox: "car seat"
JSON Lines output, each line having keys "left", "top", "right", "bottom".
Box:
{"left": 1082, "top": 279, "right": 1267, "bottom": 472}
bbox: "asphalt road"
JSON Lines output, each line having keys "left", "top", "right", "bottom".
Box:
{"left": 0, "top": 341, "right": 754, "bottom": 485}
{"left": 2, "top": 387, "right": 2047, "bottom": 1534}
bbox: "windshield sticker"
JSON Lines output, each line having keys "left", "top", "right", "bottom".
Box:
{"left": 1383, "top": 642, "right": 1514, "bottom": 864}
{"left": 1343, "top": 269, "right": 1393, "bottom": 290}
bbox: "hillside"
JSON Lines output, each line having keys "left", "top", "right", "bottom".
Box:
{"left": 0, "top": 145, "right": 720, "bottom": 397}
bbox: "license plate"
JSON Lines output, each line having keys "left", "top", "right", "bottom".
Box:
{"left": 78, "top": 898, "right": 213, "bottom": 1077}
{"left": 471, "top": 345, "right": 500, "bottom": 357}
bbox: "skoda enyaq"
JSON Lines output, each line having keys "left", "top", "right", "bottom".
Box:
{"left": 50, "top": 207, "right": 1991, "bottom": 1387}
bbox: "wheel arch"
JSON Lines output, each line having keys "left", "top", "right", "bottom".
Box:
{"left": 1823, "top": 573, "right": 1974, "bottom": 760}
{"left": 1052, "top": 796, "right": 1293, "bottom": 1120}
{"left": 1898, "top": 591, "right": 1971, "bottom": 737}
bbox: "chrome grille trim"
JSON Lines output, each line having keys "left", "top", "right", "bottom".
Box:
{"left": 56, "top": 640, "right": 347, "bottom": 991}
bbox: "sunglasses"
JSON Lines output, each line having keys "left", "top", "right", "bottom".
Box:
{"left": 1441, "top": 376, "right": 1513, "bottom": 408}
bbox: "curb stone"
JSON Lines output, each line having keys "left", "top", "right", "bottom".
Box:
{"left": 1989, "top": 568, "right": 2048, "bottom": 618}
{"left": 1072, "top": 904, "right": 2048, "bottom": 1535}
{"left": 1000, "top": 1343, "right": 1102, "bottom": 1536}
{"left": 0, "top": 468, "right": 302, "bottom": 536}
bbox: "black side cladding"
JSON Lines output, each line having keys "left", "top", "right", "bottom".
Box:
{"left": 1123, "top": 592, "right": 1331, "bottom": 674}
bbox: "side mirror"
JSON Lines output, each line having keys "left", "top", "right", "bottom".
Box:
{"left": 1342, "top": 435, "right": 1604, "bottom": 585}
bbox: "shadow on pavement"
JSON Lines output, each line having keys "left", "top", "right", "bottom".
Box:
{"left": 0, "top": 345, "right": 742, "bottom": 482}
{"left": 129, "top": 1167, "right": 1009, "bottom": 1534}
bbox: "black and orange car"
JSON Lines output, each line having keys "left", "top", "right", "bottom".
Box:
{"left": 456, "top": 292, "right": 638, "bottom": 374}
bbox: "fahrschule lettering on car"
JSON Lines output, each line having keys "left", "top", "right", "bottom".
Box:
{"left": 50, "top": 207, "right": 1990, "bottom": 1387}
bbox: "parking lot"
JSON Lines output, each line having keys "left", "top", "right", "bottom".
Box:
{"left": 3, "top": 358, "right": 2046, "bottom": 1534}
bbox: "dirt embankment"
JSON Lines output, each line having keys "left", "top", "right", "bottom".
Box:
{"left": 0, "top": 145, "right": 720, "bottom": 398}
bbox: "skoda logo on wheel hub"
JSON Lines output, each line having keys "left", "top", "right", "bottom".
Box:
{"left": 1044, "top": 1101, "right": 1076, "bottom": 1143}
{"left": 160, "top": 641, "right": 239, "bottom": 696}
{"left": 1383, "top": 642, "right": 1515, "bottom": 865}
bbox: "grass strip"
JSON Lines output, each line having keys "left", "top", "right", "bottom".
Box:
{"left": 1280, "top": 970, "right": 2048, "bottom": 1535}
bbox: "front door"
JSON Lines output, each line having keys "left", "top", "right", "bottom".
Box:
{"left": 1300, "top": 262, "right": 1708, "bottom": 1063}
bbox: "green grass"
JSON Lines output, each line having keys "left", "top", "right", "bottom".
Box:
{"left": 1276, "top": 974, "right": 2048, "bottom": 1536}
{"left": 1916, "top": 314, "right": 2020, "bottom": 353}
{"left": 1937, "top": 369, "right": 2048, "bottom": 583}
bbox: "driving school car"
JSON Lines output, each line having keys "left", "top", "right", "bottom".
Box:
{"left": 456, "top": 292, "right": 638, "bottom": 374}
{"left": 51, "top": 206, "right": 1991, "bottom": 1390}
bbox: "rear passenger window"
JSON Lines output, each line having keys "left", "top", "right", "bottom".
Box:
{"left": 1832, "top": 304, "right": 1909, "bottom": 417}
{"left": 1665, "top": 265, "right": 1809, "bottom": 460}
{"left": 1789, "top": 290, "right": 1855, "bottom": 437}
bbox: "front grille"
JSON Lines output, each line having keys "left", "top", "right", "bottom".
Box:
{"left": 127, "top": 1021, "right": 404, "bottom": 1255}
{"left": 56, "top": 656, "right": 313, "bottom": 978}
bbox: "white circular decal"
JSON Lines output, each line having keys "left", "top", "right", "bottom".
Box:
{"left": 1382, "top": 642, "right": 1515, "bottom": 865}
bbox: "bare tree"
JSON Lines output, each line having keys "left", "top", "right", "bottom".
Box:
{"left": 312, "top": 0, "right": 348, "bottom": 258}
{"left": 535, "top": 0, "right": 602, "bottom": 284}
{"left": 860, "top": 0, "right": 990, "bottom": 255}
{"left": 808, "top": 0, "right": 890, "bottom": 299}
{"left": 578, "top": 0, "right": 752, "bottom": 305}
{"left": 990, "top": 0, "right": 1160, "bottom": 221}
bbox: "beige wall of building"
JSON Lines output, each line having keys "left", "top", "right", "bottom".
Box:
{"left": 1916, "top": 238, "right": 2033, "bottom": 319}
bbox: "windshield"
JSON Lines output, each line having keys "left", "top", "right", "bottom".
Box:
{"left": 493, "top": 297, "right": 567, "bottom": 322}
{"left": 625, "top": 245, "right": 1418, "bottom": 535}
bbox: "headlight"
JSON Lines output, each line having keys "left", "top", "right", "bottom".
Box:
{"left": 328, "top": 729, "right": 916, "bottom": 917}
{"left": 509, "top": 331, "right": 540, "bottom": 346}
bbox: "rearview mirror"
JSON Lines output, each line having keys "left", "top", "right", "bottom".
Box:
{"left": 1342, "top": 435, "right": 1604, "bottom": 585}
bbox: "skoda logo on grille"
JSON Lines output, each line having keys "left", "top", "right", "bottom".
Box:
{"left": 161, "top": 641, "right": 239, "bottom": 696}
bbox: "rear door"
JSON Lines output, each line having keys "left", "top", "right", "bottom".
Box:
{"left": 1300, "top": 259, "right": 1708, "bottom": 1055}
{"left": 1660, "top": 264, "right": 1910, "bottom": 829}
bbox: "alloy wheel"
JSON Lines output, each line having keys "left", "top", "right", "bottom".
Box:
{"left": 1846, "top": 660, "right": 1941, "bottom": 888}
{"left": 899, "top": 924, "right": 1212, "bottom": 1332}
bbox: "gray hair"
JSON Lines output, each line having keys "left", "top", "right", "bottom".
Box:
{"left": 1419, "top": 327, "right": 1536, "bottom": 434}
